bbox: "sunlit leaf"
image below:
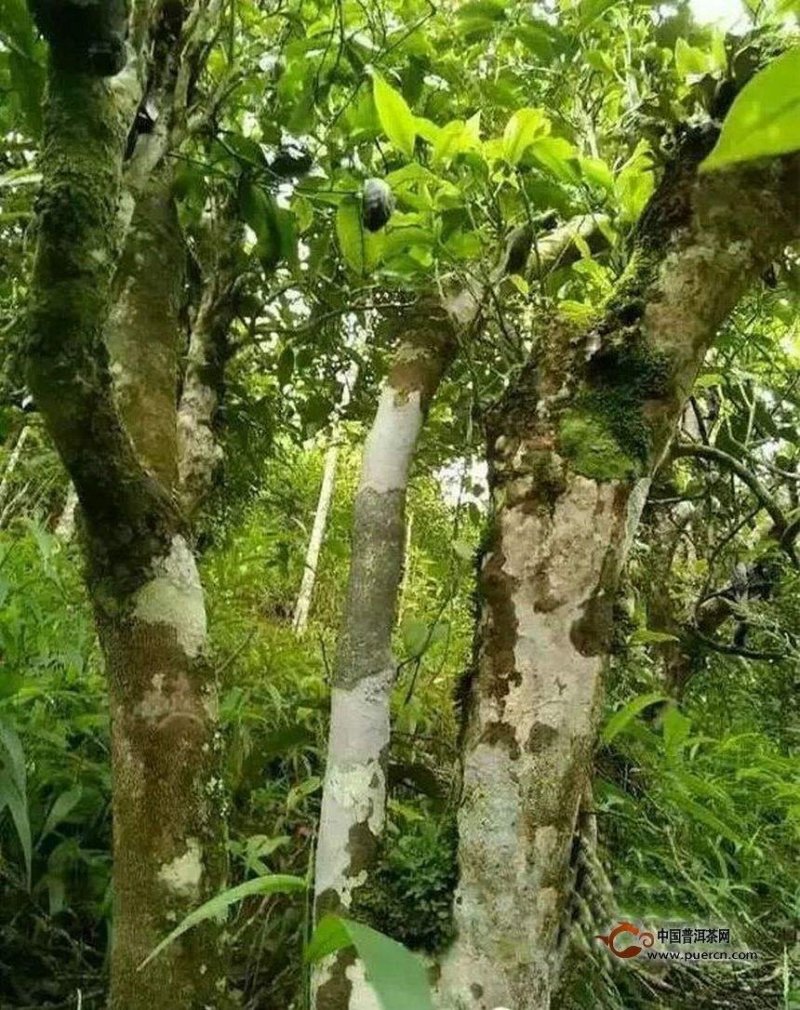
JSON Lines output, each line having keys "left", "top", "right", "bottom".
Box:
{"left": 372, "top": 72, "right": 417, "bottom": 159}
{"left": 702, "top": 47, "right": 800, "bottom": 171}
{"left": 140, "top": 874, "right": 306, "bottom": 969}
{"left": 502, "top": 108, "right": 549, "bottom": 165}
{"left": 336, "top": 200, "right": 383, "bottom": 276}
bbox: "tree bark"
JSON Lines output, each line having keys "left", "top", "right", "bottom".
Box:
{"left": 312, "top": 215, "right": 609, "bottom": 1010}
{"left": 312, "top": 303, "right": 458, "bottom": 1010}
{"left": 177, "top": 216, "right": 242, "bottom": 515}
{"left": 438, "top": 140, "right": 800, "bottom": 1010}
{"left": 25, "top": 56, "right": 230, "bottom": 1010}
{"left": 0, "top": 424, "right": 30, "bottom": 518}
{"left": 106, "top": 164, "right": 185, "bottom": 489}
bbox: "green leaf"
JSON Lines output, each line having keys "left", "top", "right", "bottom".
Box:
{"left": 663, "top": 708, "right": 692, "bottom": 757}
{"left": 306, "top": 916, "right": 434, "bottom": 1010}
{"left": 615, "top": 140, "right": 654, "bottom": 221}
{"left": 528, "top": 136, "right": 580, "bottom": 182}
{"left": 372, "top": 72, "right": 417, "bottom": 159}
{"left": 139, "top": 874, "right": 306, "bottom": 970}
{"left": 0, "top": 719, "right": 26, "bottom": 797}
{"left": 602, "top": 692, "right": 667, "bottom": 744}
{"left": 39, "top": 786, "right": 83, "bottom": 843}
{"left": 336, "top": 200, "right": 383, "bottom": 276}
{"left": 629, "top": 628, "right": 680, "bottom": 645}
{"left": 702, "top": 47, "right": 800, "bottom": 171}
{"left": 0, "top": 770, "right": 31, "bottom": 888}
{"left": 674, "top": 38, "right": 715, "bottom": 79}
{"left": 502, "top": 107, "right": 549, "bottom": 165}
{"left": 238, "top": 180, "right": 284, "bottom": 268}
{"left": 400, "top": 615, "right": 430, "bottom": 657}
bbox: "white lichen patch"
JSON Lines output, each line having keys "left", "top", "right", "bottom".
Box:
{"left": 345, "top": 958, "right": 383, "bottom": 1010}
{"left": 133, "top": 535, "right": 206, "bottom": 658}
{"left": 158, "top": 837, "right": 204, "bottom": 899}
{"left": 329, "top": 761, "right": 385, "bottom": 836}
{"left": 359, "top": 386, "right": 423, "bottom": 493}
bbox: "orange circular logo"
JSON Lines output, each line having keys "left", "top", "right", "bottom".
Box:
{"left": 596, "top": 922, "right": 655, "bottom": 959}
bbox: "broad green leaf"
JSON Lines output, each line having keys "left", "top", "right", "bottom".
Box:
{"left": 305, "top": 914, "right": 351, "bottom": 962}
{"left": 528, "top": 136, "right": 580, "bottom": 182}
{"left": 306, "top": 916, "right": 434, "bottom": 1010}
{"left": 674, "top": 38, "right": 715, "bottom": 79}
{"left": 372, "top": 73, "right": 417, "bottom": 159}
{"left": 39, "top": 786, "right": 83, "bottom": 843}
{"left": 502, "top": 108, "right": 549, "bottom": 165}
{"left": 602, "top": 692, "right": 667, "bottom": 744}
{"left": 401, "top": 615, "right": 430, "bottom": 657}
{"left": 702, "top": 47, "right": 800, "bottom": 171}
{"left": 456, "top": 0, "right": 507, "bottom": 20}
{"left": 578, "top": 0, "right": 619, "bottom": 29}
{"left": 139, "top": 874, "right": 306, "bottom": 969}
{"left": 432, "top": 118, "right": 482, "bottom": 166}
{"left": 615, "top": 140, "right": 654, "bottom": 221}
{"left": 238, "top": 180, "right": 284, "bottom": 267}
{"left": 580, "top": 155, "right": 614, "bottom": 191}
{"left": 336, "top": 201, "right": 383, "bottom": 276}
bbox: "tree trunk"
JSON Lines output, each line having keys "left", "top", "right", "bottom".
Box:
{"left": 98, "top": 536, "right": 227, "bottom": 1009}
{"left": 293, "top": 359, "right": 359, "bottom": 635}
{"left": 106, "top": 164, "right": 185, "bottom": 489}
{"left": 177, "top": 214, "right": 243, "bottom": 515}
{"left": 0, "top": 424, "right": 30, "bottom": 517}
{"left": 25, "top": 58, "right": 231, "bottom": 1009}
{"left": 293, "top": 438, "right": 342, "bottom": 635}
{"left": 438, "top": 140, "right": 800, "bottom": 1010}
{"left": 312, "top": 215, "right": 610, "bottom": 1010}
{"left": 54, "top": 484, "right": 78, "bottom": 541}
{"left": 313, "top": 304, "right": 457, "bottom": 1010}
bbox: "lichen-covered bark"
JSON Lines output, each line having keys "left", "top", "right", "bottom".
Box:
{"left": 439, "top": 138, "right": 800, "bottom": 1010}
{"left": 313, "top": 305, "right": 457, "bottom": 1010}
{"left": 25, "top": 59, "right": 230, "bottom": 1009}
{"left": 107, "top": 164, "right": 184, "bottom": 489}
{"left": 100, "top": 535, "right": 228, "bottom": 1010}
{"left": 312, "top": 217, "right": 613, "bottom": 1010}
{"left": 177, "top": 217, "right": 241, "bottom": 514}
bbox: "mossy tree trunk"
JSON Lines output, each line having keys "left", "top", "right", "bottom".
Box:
{"left": 25, "top": 49, "right": 231, "bottom": 1010}
{"left": 439, "top": 139, "right": 800, "bottom": 1010}
{"left": 311, "top": 216, "right": 601, "bottom": 1010}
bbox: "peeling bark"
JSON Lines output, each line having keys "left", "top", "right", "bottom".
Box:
{"left": 439, "top": 140, "right": 800, "bottom": 1010}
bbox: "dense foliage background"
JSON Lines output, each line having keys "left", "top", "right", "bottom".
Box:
{"left": 2, "top": 0, "right": 800, "bottom": 1007}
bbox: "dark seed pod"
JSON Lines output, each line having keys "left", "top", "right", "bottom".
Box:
{"left": 361, "top": 178, "right": 395, "bottom": 232}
